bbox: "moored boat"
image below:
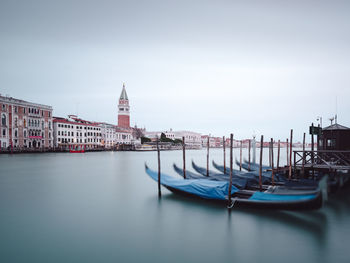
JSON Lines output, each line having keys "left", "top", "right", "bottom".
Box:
{"left": 145, "top": 164, "right": 325, "bottom": 210}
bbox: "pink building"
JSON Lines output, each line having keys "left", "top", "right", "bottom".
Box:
{"left": 0, "top": 95, "right": 53, "bottom": 150}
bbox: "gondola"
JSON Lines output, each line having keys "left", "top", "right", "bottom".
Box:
{"left": 145, "top": 164, "right": 325, "bottom": 210}
{"left": 173, "top": 163, "right": 249, "bottom": 189}
{"left": 236, "top": 159, "right": 270, "bottom": 172}
{"left": 192, "top": 160, "right": 319, "bottom": 190}
{"left": 211, "top": 160, "right": 281, "bottom": 183}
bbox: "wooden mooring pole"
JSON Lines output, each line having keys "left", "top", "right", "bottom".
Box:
{"left": 156, "top": 137, "right": 161, "bottom": 197}
{"left": 248, "top": 139, "right": 251, "bottom": 171}
{"left": 206, "top": 136, "right": 210, "bottom": 177}
{"left": 182, "top": 136, "right": 186, "bottom": 179}
{"left": 259, "top": 135, "right": 263, "bottom": 191}
{"left": 302, "top": 132, "right": 306, "bottom": 177}
{"left": 286, "top": 138, "right": 289, "bottom": 166}
{"left": 239, "top": 140, "right": 242, "bottom": 171}
{"left": 269, "top": 139, "right": 272, "bottom": 167}
{"left": 289, "top": 129, "right": 293, "bottom": 180}
{"left": 270, "top": 138, "right": 275, "bottom": 185}
{"left": 277, "top": 140, "right": 280, "bottom": 171}
{"left": 311, "top": 123, "right": 315, "bottom": 179}
{"left": 228, "top": 133, "right": 234, "bottom": 207}
{"left": 223, "top": 136, "right": 226, "bottom": 174}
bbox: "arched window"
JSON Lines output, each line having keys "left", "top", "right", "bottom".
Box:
{"left": 1, "top": 114, "right": 6, "bottom": 126}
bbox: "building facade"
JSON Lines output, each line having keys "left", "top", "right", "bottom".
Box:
{"left": 145, "top": 129, "right": 202, "bottom": 148}
{"left": 0, "top": 95, "right": 53, "bottom": 150}
{"left": 53, "top": 115, "right": 102, "bottom": 149}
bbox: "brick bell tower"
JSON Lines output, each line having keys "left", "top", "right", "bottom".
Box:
{"left": 118, "top": 83, "right": 130, "bottom": 128}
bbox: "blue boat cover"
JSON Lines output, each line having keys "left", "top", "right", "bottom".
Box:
{"left": 249, "top": 192, "right": 317, "bottom": 201}
{"left": 146, "top": 165, "right": 238, "bottom": 200}
{"left": 173, "top": 163, "right": 248, "bottom": 189}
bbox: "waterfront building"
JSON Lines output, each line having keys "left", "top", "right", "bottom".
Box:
{"left": 98, "top": 123, "right": 134, "bottom": 148}
{"left": 318, "top": 123, "right": 350, "bottom": 150}
{"left": 53, "top": 115, "right": 102, "bottom": 149}
{"left": 0, "top": 95, "right": 53, "bottom": 150}
{"left": 99, "top": 122, "right": 117, "bottom": 149}
{"left": 145, "top": 129, "right": 202, "bottom": 148}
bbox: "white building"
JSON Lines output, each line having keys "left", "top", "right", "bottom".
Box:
{"left": 145, "top": 129, "right": 202, "bottom": 148}
{"left": 99, "top": 123, "right": 117, "bottom": 149}
{"left": 53, "top": 115, "right": 102, "bottom": 149}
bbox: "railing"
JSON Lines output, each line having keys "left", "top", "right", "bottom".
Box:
{"left": 294, "top": 150, "right": 350, "bottom": 171}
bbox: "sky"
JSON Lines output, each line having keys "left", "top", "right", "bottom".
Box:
{"left": 1, "top": 0, "right": 349, "bottom": 142}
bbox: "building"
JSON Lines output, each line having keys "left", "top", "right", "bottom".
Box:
{"left": 118, "top": 83, "right": 130, "bottom": 129}
{"left": 99, "top": 122, "right": 134, "bottom": 148}
{"left": 53, "top": 115, "right": 102, "bottom": 149}
{"left": 0, "top": 95, "right": 53, "bottom": 150}
{"left": 99, "top": 122, "right": 117, "bottom": 149}
{"left": 317, "top": 123, "right": 350, "bottom": 150}
{"left": 145, "top": 129, "right": 202, "bottom": 148}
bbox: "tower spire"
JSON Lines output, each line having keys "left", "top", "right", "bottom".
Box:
{"left": 118, "top": 83, "right": 130, "bottom": 128}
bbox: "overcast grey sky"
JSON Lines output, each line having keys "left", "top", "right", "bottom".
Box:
{"left": 1, "top": 0, "right": 349, "bottom": 142}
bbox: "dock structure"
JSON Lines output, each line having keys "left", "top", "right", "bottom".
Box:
{"left": 293, "top": 150, "right": 350, "bottom": 172}
{"left": 290, "top": 122, "right": 350, "bottom": 184}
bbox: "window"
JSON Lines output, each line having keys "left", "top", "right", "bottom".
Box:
{"left": 2, "top": 129, "right": 5, "bottom": 136}
{"left": 15, "top": 130, "right": 18, "bottom": 137}
{"left": 24, "top": 119, "right": 27, "bottom": 127}
{"left": 58, "top": 131, "right": 60, "bottom": 135}
{"left": 42, "top": 121, "right": 44, "bottom": 129}
{"left": 14, "top": 117, "right": 18, "bottom": 127}
{"left": 1, "top": 114, "right": 6, "bottom": 126}
{"left": 327, "top": 139, "right": 336, "bottom": 148}
{"left": 14, "top": 106, "right": 18, "bottom": 113}
{"left": 24, "top": 108, "right": 26, "bottom": 114}
{"left": 24, "top": 130, "right": 27, "bottom": 137}
{"left": 2, "top": 104, "right": 5, "bottom": 111}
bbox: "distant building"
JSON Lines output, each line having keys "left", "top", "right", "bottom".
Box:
{"left": 145, "top": 129, "right": 202, "bottom": 148}
{"left": 0, "top": 95, "right": 53, "bottom": 150}
{"left": 53, "top": 115, "right": 102, "bottom": 149}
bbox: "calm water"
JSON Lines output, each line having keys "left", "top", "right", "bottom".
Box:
{"left": 0, "top": 149, "right": 349, "bottom": 263}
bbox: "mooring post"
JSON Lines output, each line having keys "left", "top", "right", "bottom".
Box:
{"left": 239, "top": 140, "right": 242, "bottom": 171}
{"left": 311, "top": 123, "right": 315, "bottom": 179}
{"left": 156, "top": 137, "right": 161, "bottom": 197}
{"left": 259, "top": 135, "right": 263, "bottom": 191}
{"left": 206, "top": 136, "right": 210, "bottom": 177}
{"left": 228, "top": 133, "right": 234, "bottom": 207}
{"left": 268, "top": 139, "right": 272, "bottom": 167}
{"left": 286, "top": 138, "right": 289, "bottom": 166}
{"left": 248, "top": 139, "right": 251, "bottom": 171}
{"left": 271, "top": 138, "right": 275, "bottom": 185}
{"left": 289, "top": 129, "right": 293, "bottom": 180}
{"left": 223, "top": 136, "right": 226, "bottom": 174}
{"left": 182, "top": 136, "right": 186, "bottom": 179}
{"left": 302, "top": 132, "right": 306, "bottom": 177}
{"left": 277, "top": 140, "right": 280, "bottom": 171}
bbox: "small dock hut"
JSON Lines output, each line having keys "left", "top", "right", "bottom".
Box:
{"left": 317, "top": 123, "right": 350, "bottom": 150}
